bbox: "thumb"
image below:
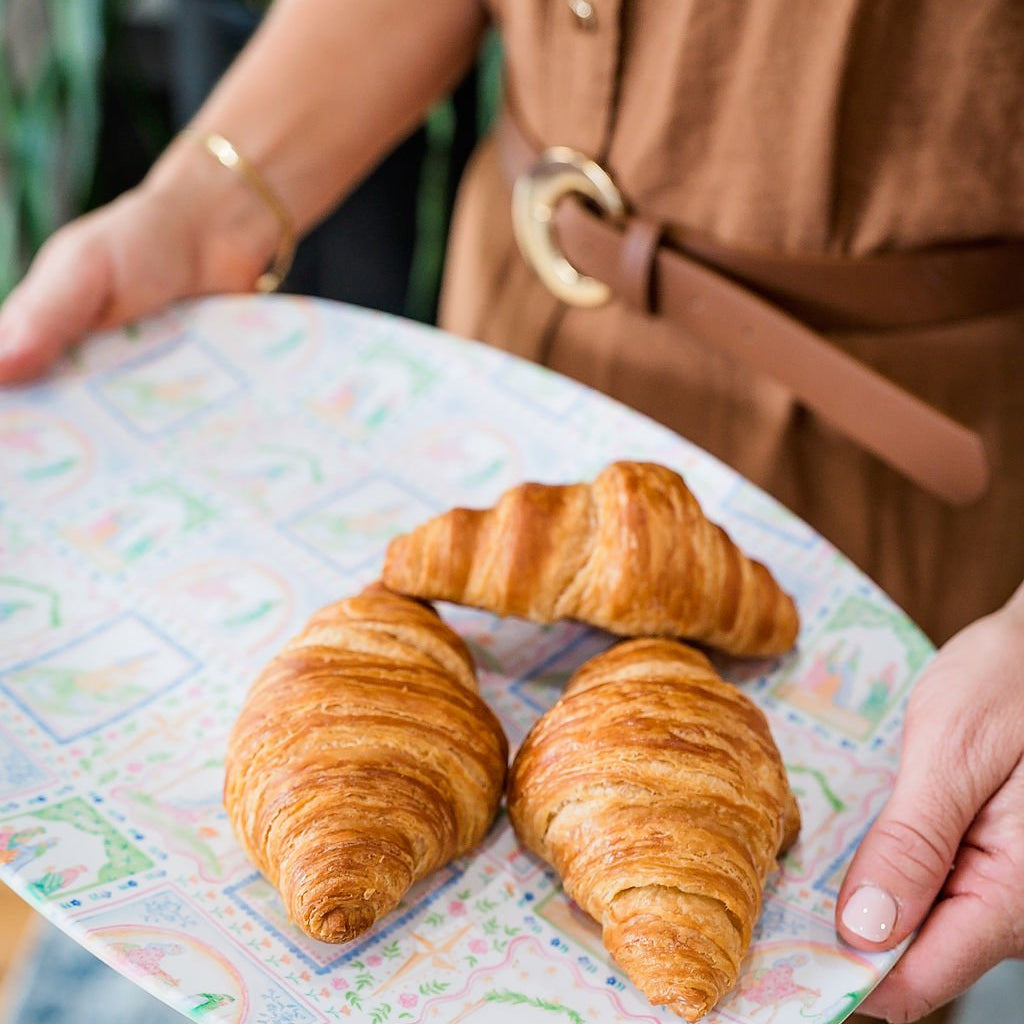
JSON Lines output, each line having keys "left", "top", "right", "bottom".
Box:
{"left": 837, "top": 756, "right": 971, "bottom": 951}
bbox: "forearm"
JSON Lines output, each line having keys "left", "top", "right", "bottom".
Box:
{"left": 148, "top": 0, "right": 488, "bottom": 262}
{"left": 0, "top": 0, "right": 488, "bottom": 381}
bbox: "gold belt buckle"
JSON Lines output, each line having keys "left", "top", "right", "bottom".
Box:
{"left": 512, "top": 147, "right": 625, "bottom": 307}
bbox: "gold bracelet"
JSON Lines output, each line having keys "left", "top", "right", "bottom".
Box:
{"left": 186, "top": 129, "right": 296, "bottom": 293}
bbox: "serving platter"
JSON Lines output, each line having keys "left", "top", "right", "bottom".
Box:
{"left": 0, "top": 294, "right": 926, "bottom": 1023}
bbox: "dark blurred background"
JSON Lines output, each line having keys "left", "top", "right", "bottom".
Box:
{"left": 0, "top": 0, "right": 501, "bottom": 321}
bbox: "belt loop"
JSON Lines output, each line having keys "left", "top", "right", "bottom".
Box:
{"left": 619, "top": 217, "right": 663, "bottom": 315}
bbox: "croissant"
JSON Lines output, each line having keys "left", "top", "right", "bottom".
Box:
{"left": 507, "top": 637, "right": 800, "bottom": 1022}
{"left": 382, "top": 460, "right": 798, "bottom": 657}
{"left": 223, "top": 585, "right": 508, "bottom": 944}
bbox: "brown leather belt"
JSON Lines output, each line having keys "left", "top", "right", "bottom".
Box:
{"left": 497, "top": 110, "right": 1024, "bottom": 506}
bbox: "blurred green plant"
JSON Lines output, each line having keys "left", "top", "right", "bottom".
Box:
{"left": 0, "top": 0, "right": 502, "bottom": 316}
{"left": 0, "top": 0, "right": 110, "bottom": 299}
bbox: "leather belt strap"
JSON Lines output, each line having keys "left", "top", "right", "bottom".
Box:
{"left": 496, "top": 111, "right": 1019, "bottom": 506}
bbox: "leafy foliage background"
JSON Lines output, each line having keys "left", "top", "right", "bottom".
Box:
{"left": 0, "top": 0, "right": 108, "bottom": 299}
{"left": 0, "top": 0, "right": 500, "bottom": 318}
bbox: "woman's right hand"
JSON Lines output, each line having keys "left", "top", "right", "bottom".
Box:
{"left": 0, "top": 139, "right": 277, "bottom": 385}
{"left": 0, "top": 0, "right": 488, "bottom": 386}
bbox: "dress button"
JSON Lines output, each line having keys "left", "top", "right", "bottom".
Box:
{"left": 568, "top": 0, "right": 597, "bottom": 31}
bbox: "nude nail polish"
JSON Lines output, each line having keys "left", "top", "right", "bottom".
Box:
{"left": 841, "top": 885, "right": 897, "bottom": 943}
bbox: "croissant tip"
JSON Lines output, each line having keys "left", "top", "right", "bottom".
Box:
{"left": 677, "top": 1003, "right": 707, "bottom": 1023}
{"left": 226, "top": 590, "right": 509, "bottom": 953}
{"left": 651, "top": 987, "right": 714, "bottom": 1022}
{"left": 300, "top": 898, "right": 382, "bottom": 945}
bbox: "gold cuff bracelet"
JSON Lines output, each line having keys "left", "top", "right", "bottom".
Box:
{"left": 187, "top": 129, "right": 296, "bottom": 293}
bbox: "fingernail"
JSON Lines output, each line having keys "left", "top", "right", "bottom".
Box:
{"left": 841, "top": 885, "right": 897, "bottom": 943}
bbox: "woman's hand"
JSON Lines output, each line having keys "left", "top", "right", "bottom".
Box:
{"left": 837, "top": 582, "right": 1024, "bottom": 1022}
{"left": 0, "top": 189, "right": 194, "bottom": 383}
{"left": 0, "top": 0, "right": 487, "bottom": 385}
{"left": 0, "top": 159, "right": 271, "bottom": 383}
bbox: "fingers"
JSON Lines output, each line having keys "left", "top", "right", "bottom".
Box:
{"left": 837, "top": 758, "right": 973, "bottom": 952}
{"left": 837, "top": 620, "right": 1006, "bottom": 955}
{"left": 0, "top": 221, "right": 111, "bottom": 384}
{"left": 857, "top": 890, "right": 1014, "bottom": 1022}
{"left": 838, "top": 606, "right": 1024, "bottom": 1020}
{"left": 0, "top": 309, "right": 67, "bottom": 383}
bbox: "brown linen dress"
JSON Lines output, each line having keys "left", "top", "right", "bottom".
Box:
{"left": 440, "top": 0, "right": 1024, "bottom": 648}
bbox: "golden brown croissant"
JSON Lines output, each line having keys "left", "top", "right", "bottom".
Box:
{"left": 507, "top": 637, "right": 800, "bottom": 1022}
{"left": 223, "top": 585, "right": 508, "bottom": 944}
{"left": 382, "top": 460, "right": 798, "bottom": 657}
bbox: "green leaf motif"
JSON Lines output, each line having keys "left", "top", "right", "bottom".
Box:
{"left": 417, "top": 980, "right": 450, "bottom": 996}
{"left": 827, "top": 594, "right": 932, "bottom": 674}
{"left": 484, "top": 991, "right": 585, "bottom": 1024}
{"left": 369, "top": 1002, "right": 392, "bottom": 1024}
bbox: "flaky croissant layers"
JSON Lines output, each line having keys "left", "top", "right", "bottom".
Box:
{"left": 508, "top": 638, "right": 801, "bottom": 1022}
{"left": 383, "top": 460, "right": 799, "bottom": 657}
{"left": 224, "top": 458, "right": 802, "bottom": 1023}
{"left": 223, "top": 586, "right": 508, "bottom": 944}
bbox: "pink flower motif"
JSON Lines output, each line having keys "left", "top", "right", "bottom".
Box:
{"left": 399, "top": 993, "right": 418, "bottom": 1008}
{"left": 468, "top": 938, "right": 488, "bottom": 954}
{"left": 366, "top": 954, "right": 383, "bottom": 967}
{"left": 448, "top": 900, "right": 466, "bottom": 916}
{"left": 332, "top": 977, "right": 349, "bottom": 990}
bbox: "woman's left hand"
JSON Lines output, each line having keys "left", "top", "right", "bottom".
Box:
{"left": 836, "top": 582, "right": 1024, "bottom": 1022}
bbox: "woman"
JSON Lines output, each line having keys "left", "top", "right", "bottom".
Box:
{"left": 1, "top": 3, "right": 1022, "bottom": 1020}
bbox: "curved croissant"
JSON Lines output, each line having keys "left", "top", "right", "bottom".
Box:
{"left": 223, "top": 585, "right": 508, "bottom": 944}
{"left": 507, "top": 638, "right": 800, "bottom": 1022}
{"left": 382, "top": 460, "right": 798, "bottom": 657}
